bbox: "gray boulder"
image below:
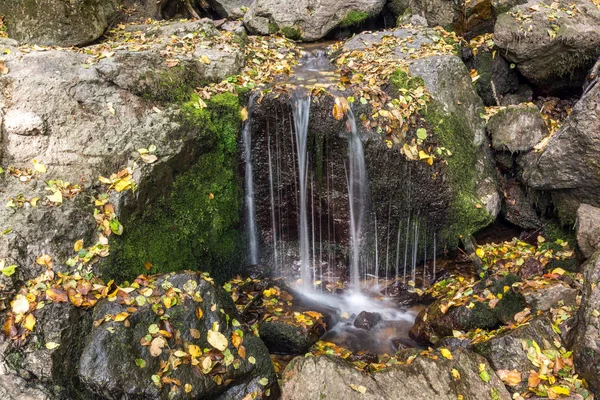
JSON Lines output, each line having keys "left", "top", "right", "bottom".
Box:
{"left": 472, "top": 317, "right": 561, "bottom": 393}
{"left": 571, "top": 250, "right": 600, "bottom": 394}
{"left": 522, "top": 57, "right": 600, "bottom": 223}
{"left": 487, "top": 104, "right": 547, "bottom": 153}
{"left": 576, "top": 203, "right": 600, "bottom": 258}
{"left": 281, "top": 348, "right": 511, "bottom": 399}
{"left": 0, "top": 0, "right": 118, "bottom": 47}
{"left": 243, "top": 0, "right": 386, "bottom": 41}
{"left": 0, "top": 20, "right": 244, "bottom": 294}
{"left": 78, "top": 272, "right": 277, "bottom": 399}
{"left": 494, "top": 0, "right": 600, "bottom": 94}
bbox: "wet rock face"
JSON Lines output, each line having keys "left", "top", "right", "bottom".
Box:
{"left": 281, "top": 348, "right": 511, "bottom": 399}
{"left": 0, "top": 0, "right": 118, "bottom": 47}
{"left": 571, "top": 250, "right": 600, "bottom": 394}
{"left": 494, "top": 0, "right": 600, "bottom": 94}
{"left": 463, "top": 47, "right": 519, "bottom": 107}
{"left": 247, "top": 92, "right": 453, "bottom": 275}
{"left": 576, "top": 203, "right": 600, "bottom": 258}
{"left": 78, "top": 272, "right": 278, "bottom": 400}
{"left": 521, "top": 57, "right": 600, "bottom": 223}
{"left": 472, "top": 317, "right": 561, "bottom": 393}
{"left": 243, "top": 0, "right": 386, "bottom": 41}
{"left": 500, "top": 179, "right": 542, "bottom": 230}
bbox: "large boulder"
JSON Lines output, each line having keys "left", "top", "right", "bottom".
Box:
{"left": 0, "top": 20, "right": 245, "bottom": 297}
{"left": 571, "top": 250, "right": 600, "bottom": 394}
{"left": 494, "top": 0, "right": 600, "bottom": 94}
{"left": 281, "top": 348, "right": 511, "bottom": 399}
{"left": 576, "top": 203, "right": 600, "bottom": 258}
{"left": 78, "top": 272, "right": 278, "bottom": 399}
{"left": 243, "top": 0, "right": 386, "bottom": 41}
{"left": 0, "top": 0, "right": 118, "bottom": 47}
{"left": 521, "top": 57, "right": 600, "bottom": 223}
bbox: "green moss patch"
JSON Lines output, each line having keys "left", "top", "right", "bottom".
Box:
{"left": 339, "top": 11, "right": 370, "bottom": 28}
{"left": 423, "top": 105, "right": 494, "bottom": 248}
{"left": 103, "top": 93, "right": 244, "bottom": 284}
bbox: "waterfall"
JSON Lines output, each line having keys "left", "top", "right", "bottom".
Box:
{"left": 291, "top": 91, "right": 312, "bottom": 290}
{"left": 242, "top": 98, "right": 259, "bottom": 265}
{"left": 346, "top": 108, "right": 369, "bottom": 290}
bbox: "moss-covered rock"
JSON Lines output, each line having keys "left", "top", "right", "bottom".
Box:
{"left": 77, "top": 272, "right": 278, "bottom": 399}
{"left": 407, "top": 55, "right": 499, "bottom": 246}
{"left": 103, "top": 93, "right": 244, "bottom": 284}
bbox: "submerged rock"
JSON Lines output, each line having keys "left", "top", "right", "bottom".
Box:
{"left": 522, "top": 57, "right": 600, "bottom": 222}
{"left": 353, "top": 311, "right": 383, "bottom": 330}
{"left": 0, "top": 0, "right": 118, "bottom": 47}
{"left": 281, "top": 348, "right": 511, "bottom": 399}
{"left": 571, "top": 250, "right": 600, "bottom": 394}
{"left": 494, "top": 0, "right": 600, "bottom": 94}
{"left": 576, "top": 203, "right": 600, "bottom": 258}
{"left": 243, "top": 0, "right": 386, "bottom": 41}
{"left": 78, "top": 272, "right": 278, "bottom": 399}
{"left": 259, "top": 319, "right": 326, "bottom": 355}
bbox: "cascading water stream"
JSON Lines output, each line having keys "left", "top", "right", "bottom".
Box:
{"left": 291, "top": 91, "right": 312, "bottom": 290}
{"left": 242, "top": 96, "right": 259, "bottom": 265}
{"left": 346, "top": 108, "right": 369, "bottom": 291}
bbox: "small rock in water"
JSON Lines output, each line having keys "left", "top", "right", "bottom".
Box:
{"left": 353, "top": 311, "right": 382, "bottom": 331}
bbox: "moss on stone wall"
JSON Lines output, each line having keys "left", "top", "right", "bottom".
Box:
{"left": 103, "top": 93, "right": 244, "bottom": 284}
{"left": 424, "top": 104, "right": 493, "bottom": 247}
{"left": 425, "top": 106, "right": 494, "bottom": 246}
{"left": 138, "top": 64, "right": 202, "bottom": 103}
{"left": 339, "top": 11, "right": 370, "bottom": 28}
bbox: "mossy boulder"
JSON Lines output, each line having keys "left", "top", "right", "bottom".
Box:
{"left": 104, "top": 93, "right": 244, "bottom": 284}
{"left": 409, "top": 55, "right": 500, "bottom": 246}
{"left": 78, "top": 272, "right": 278, "bottom": 400}
{"left": 1, "top": 0, "right": 118, "bottom": 46}
{"left": 494, "top": 0, "right": 600, "bottom": 94}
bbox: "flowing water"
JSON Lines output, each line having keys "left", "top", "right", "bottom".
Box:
{"left": 346, "top": 108, "right": 369, "bottom": 290}
{"left": 240, "top": 45, "right": 445, "bottom": 355}
{"left": 242, "top": 96, "right": 259, "bottom": 265}
{"left": 291, "top": 91, "right": 312, "bottom": 290}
